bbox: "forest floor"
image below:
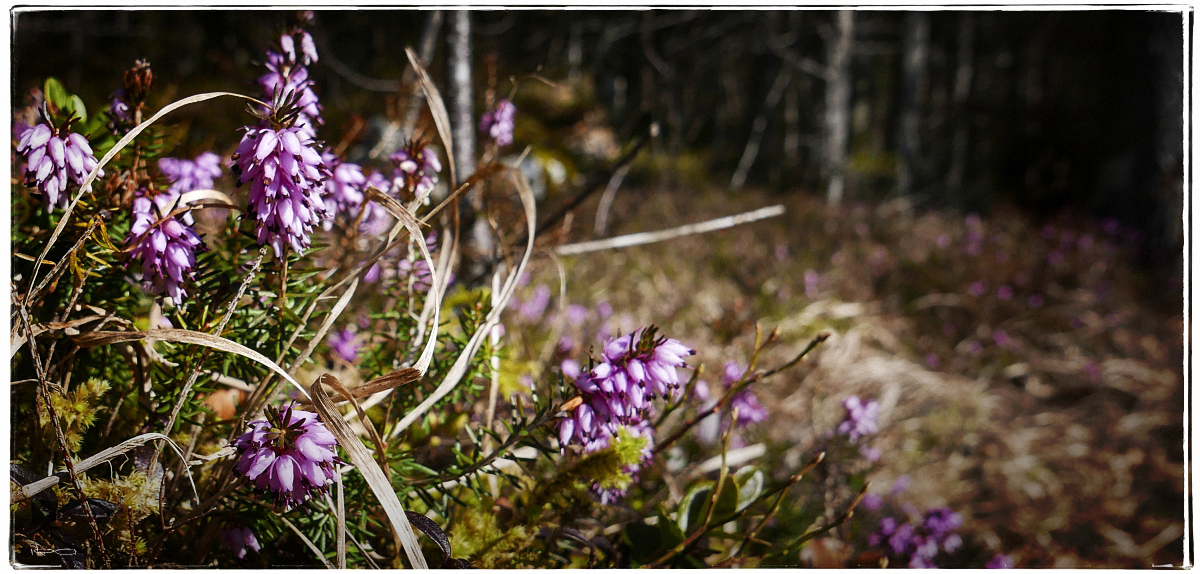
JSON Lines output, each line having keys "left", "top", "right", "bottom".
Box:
{"left": 511, "top": 184, "right": 1186, "bottom": 568}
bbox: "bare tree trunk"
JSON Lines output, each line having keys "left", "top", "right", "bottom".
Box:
{"left": 946, "top": 12, "right": 975, "bottom": 197}
{"left": 824, "top": 10, "right": 855, "bottom": 205}
{"left": 897, "top": 11, "right": 930, "bottom": 197}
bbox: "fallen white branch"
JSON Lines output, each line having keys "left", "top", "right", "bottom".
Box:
{"left": 554, "top": 204, "right": 786, "bottom": 256}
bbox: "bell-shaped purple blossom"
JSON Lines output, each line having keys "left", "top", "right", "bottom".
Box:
{"left": 159, "top": 152, "right": 223, "bottom": 195}
{"left": 126, "top": 189, "right": 204, "bottom": 305}
{"left": 479, "top": 99, "right": 516, "bottom": 146}
{"left": 108, "top": 92, "right": 132, "bottom": 126}
{"left": 221, "top": 526, "right": 262, "bottom": 560}
{"left": 837, "top": 395, "right": 880, "bottom": 441}
{"left": 16, "top": 120, "right": 103, "bottom": 211}
{"left": 233, "top": 403, "right": 340, "bottom": 508}
{"left": 230, "top": 124, "right": 332, "bottom": 258}
{"left": 390, "top": 141, "right": 442, "bottom": 203}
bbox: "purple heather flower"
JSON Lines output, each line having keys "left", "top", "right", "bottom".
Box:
{"left": 327, "top": 327, "right": 362, "bottom": 363}
{"left": 479, "top": 99, "right": 516, "bottom": 146}
{"left": 1083, "top": 361, "right": 1102, "bottom": 381}
{"left": 1028, "top": 294, "right": 1044, "bottom": 308}
{"left": 159, "top": 152, "right": 223, "bottom": 195}
{"left": 862, "top": 493, "right": 884, "bottom": 511}
{"left": 519, "top": 285, "right": 552, "bottom": 322}
{"left": 925, "top": 353, "right": 941, "bottom": 369}
{"left": 561, "top": 358, "right": 581, "bottom": 379}
{"left": 967, "top": 341, "right": 983, "bottom": 355}
{"left": 259, "top": 30, "right": 323, "bottom": 136}
{"left": 996, "top": 285, "right": 1013, "bottom": 300}
{"left": 722, "top": 361, "right": 767, "bottom": 426}
{"left": 108, "top": 93, "right": 132, "bottom": 125}
{"left": 230, "top": 124, "right": 332, "bottom": 258}
{"left": 390, "top": 141, "right": 442, "bottom": 203}
{"left": 837, "top": 396, "right": 880, "bottom": 441}
{"left": 987, "top": 554, "right": 1014, "bottom": 568}
{"left": 892, "top": 475, "right": 911, "bottom": 496}
{"left": 319, "top": 150, "right": 367, "bottom": 226}
{"left": 558, "top": 327, "right": 694, "bottom": 455}
{"left": 233, "top": 403, "right": 340, "bottom": 508}
{"left": 860, "top": 445, "right": 882, "bottom": 462}
{"left": 221, "top": 526, "right": 262, "bottom": 560}
{"left": 967, "top": 281, "right": 987, "bottom": 297}
{"left": 16, "top": 120, "right": 103, "bottom": 210}
{"left": 936, "top": 234, "right": 951, "bottom": 248}
{"left": 127, "top": 189, "right": 205, "bottom": 305}
{"left": 993, "top": 329, "right": 1012, "bottom": 348}
{"left": 566, "top": 304, "right": 589, "bottom": 325}
{"left": 1046, "top": 250, "right": 1065, "bottom": 266}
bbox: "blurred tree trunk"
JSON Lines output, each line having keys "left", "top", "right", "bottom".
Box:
{"left": 731, "top": 60, "right": 791, "bottom": 191}
{"left": 449, "top": 10, "right": 476, "bottom": 182}
{"left": 896, "top": 11, "right": 930, "bottom": 197}
{"left": 824, "top": 10, "right": 854, "bottom": 205}
{"left": 946, "top": 12, "right": 975, "bottom": 198}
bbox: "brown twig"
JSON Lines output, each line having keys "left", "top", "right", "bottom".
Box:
{"left": 17, "top": 302, "right": 111, "bottom": 568}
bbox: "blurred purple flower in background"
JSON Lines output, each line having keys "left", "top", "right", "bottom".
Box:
{"left": 327, "top": 327, "right": 361, "bottom": 363}
{"left": 159, "top": 152, "right": 223, "bottom": 195}
{"left": 221, "top": 526, "right": 261, "bottom": 560}
{"left": 837, "top": 396, "right": 880, "bottom": 441}
{"left": 993, "top": 329, "right": 1012, "bottom": 348}
{"left": 723, "top": 361, "right": 768, "bottom": 426}
{"left": 968, "top": 281, "right": 987, "bottom": 297}
{"left": 390, "top": 141, "right": 442, "bottom": 203}
{"left": 233, "top": 403, "right": 340, "bottom": 508}
{"left": 996, "top": 285, "right": 1014, "bottom": 300}
{"left": 1028, "top": 294, "right": 1045, "bottom": 308}
{"left": 479, "top": 99, "right": 516, "bottom": 146}
{"left": 987, "top": 554, "right": 1015, "bottom": 568}
{"left": 804, "top": 269, "right": 821, "bottom": 298}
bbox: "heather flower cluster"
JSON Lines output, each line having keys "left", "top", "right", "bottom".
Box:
{"left": 230, "top": 124, "right": 332, "bottom": 258}
{"left": 390, "top": 141, "right": 442, "bottom": 203}
{"left": 868, "top": 507, "right": 964, "bottom": 568}
{"left": 232, "top": 403, "right": 340, "bottom": 508}
{"left": 837, "top": 395, "right": 880, "bottom": 441}
{"left": 480, "top": 99, "right": 516, "bottom": 146}
{"left": 259, "top": 28, "right": 322, "bottom": 136}
{"left": 16, "top": 117, "right": 103, "bottom": 210}
{"left": 159, "top": 152, "right": 223, "bottom": 195}
{"left": 320, "top": 150, "right": 367, "bottom": 223}
{"left": 327, "top": 327, "right": 362, "bottom": 363}
{"left": 126, "top": 189, "right": 204, "bottom": 305}
{"left": 558, "top": 327, "right": 694, "bottom": 501}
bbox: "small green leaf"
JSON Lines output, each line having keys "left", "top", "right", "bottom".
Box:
{"left": 67, "top": 95, "right": 87, "bottom": 123}
{"left": 43, "top": 77, "right": 69, "bottom": 112}
{"left": 678, "top": 478, "right": 740, "bottom": 534}
{"left": 734, "top": 466, "right": 764, "bottom": 512}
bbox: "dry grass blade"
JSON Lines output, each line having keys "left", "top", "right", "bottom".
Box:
{"left": 71, "top": 328, "right": 309, "bottom": 400}
{"left": 28, "top": 91, "right": 265, "bottom": 290}
{"left": 405, "top": 46, "right": 456, "bottom": 189}
{"left": 280, "top": 515, "right": 334, "bottom": 569}
{"left": 177, "top": 189, "right": 238, "bottom": 209}
{"left": 285, "top": 277, "right": 359, "bottom": 376}
{"left": 336, "top": 472, "right": 347, "bottom": 569}
{"left": 296, "top": 368, "right": 421, "bottom": 405}
{"left": 389, "top": 166, "right": 537, "bottom": 439}
{"left": 365, "top": 188, "right": 443, "bottom": 375}
{"left": 553, "top": 204, "right": 786, "bottom": 256}
{"left": 310, "top": 375, "right": 429, "bottom": 568}
{"left": 17, "top": 432, "right": 196, "bottom": 502}
{"left": 313, "top": 374, "right": 390, "bottom": 474}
